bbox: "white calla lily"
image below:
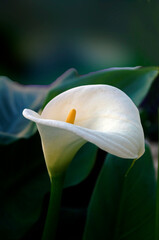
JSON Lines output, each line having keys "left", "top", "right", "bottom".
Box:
{"left": 23, "top": 84, "right": 145, "bottom": 178}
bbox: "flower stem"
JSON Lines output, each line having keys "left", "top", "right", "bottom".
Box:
{"left": 42, "top": 174, "right": 65, "bottom": 240}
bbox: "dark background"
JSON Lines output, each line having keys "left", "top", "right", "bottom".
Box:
{"left": 0, "top": 0, "right": 159, "bottom": 85}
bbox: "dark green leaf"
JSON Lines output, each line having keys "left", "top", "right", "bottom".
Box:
{"left": 0, "top": 67, "right": 158, "bottom": 144}
{"left": 64, "top": 143, "right": 97, "bottom": 188}
{"left": 43, "top": 66, "right": 158, "bottom": 107}
{"left": 155, "top": 110, "right": 159, "bottom": 240}
{"left": 0, "top": 69, "right": 77, "bottom": 144}
{"left": 83, "top": 144, "right": 156, "bottom": 240}
{"left": 0, "top": 76, "right": 47, "bottom": 144}
{"left": 0, "top": 134, "right": 50, "bottom": 239}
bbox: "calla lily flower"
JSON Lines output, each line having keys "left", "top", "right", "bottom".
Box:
{"left": 23, "top": 85, "right": 145, "bottom": 178}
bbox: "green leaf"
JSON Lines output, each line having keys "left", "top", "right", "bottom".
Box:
{"left": 83, "top": 144, "right": 156, "bottom": 240}
{"left": 0, "top": 134, "right": 50, "bottom": 239}
{"left": 0, "top": 76, "right": 48, "bottom": 144}
{"left": 0, "top": 67, "right": 158, "bottom": 144}
{"left": 64, "top": 143, "right": 97, "bottom": 188}
{"left": 0, "top": 69, "right": 77, "bottom": 144}
{"left": 155, "top": 109, "right": 159, "bottom": 240}
{"left": 43, "top": 66, "right": 158, "bottom": 107}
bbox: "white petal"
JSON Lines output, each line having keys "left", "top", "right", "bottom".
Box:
{"left": 23, "top": 109, "right": 86, "bottom": 177}
{"left": 23, "top": 85, "right": 145, "bottom": 176}
{"left": 41, "top": 85, "right": 141, "bottom": 131}
{"left": 41, "top": 85, "right": 144, "bottom": 157}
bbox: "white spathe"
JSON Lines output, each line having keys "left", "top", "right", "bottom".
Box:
{"left": 23, "top": 85, "right": 145, "bottom": 177}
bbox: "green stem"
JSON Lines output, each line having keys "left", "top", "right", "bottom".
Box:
{"left": 42, "top": 173, "right": 65, "bottom": 240}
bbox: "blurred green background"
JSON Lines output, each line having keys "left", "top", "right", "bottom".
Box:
{"left": 0, "top": 0, "right": 159, "bottom": 85}
{"left": 0, "top": 0, "right": 158, "bottom": 141}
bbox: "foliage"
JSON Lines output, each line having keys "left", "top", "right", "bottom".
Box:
{"left": 0, "top": 67, "right": 158, "bottom": 239}
{"left": 83, "top": 145, "right": 156, "bottom": 240}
